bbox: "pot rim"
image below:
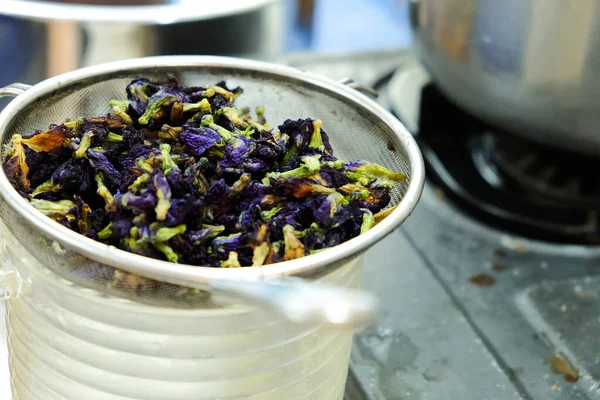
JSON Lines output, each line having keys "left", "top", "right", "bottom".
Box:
{"left": 0, "top": 55, "right": 425, "bottom": 286}
{"left": 0, "top": 0, "right": 278, "bottom": 24}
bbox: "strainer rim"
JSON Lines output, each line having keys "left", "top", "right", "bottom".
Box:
{"left": 0, "top": 55, "right": 424, "bottom": 286}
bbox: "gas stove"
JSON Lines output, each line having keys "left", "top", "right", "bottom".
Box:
{"left": 283, "top": 50, "right": 600, "bottom": 400}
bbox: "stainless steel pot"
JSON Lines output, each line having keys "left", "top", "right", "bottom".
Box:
{"left": 0, "top": 0, "right": 283, "bottom": 86}
{"left": 409, "top": 0, "right": 600, "bottom": 156}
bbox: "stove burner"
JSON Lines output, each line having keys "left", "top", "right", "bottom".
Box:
{"left": 479, "top": 134, "right": 600, "bottom": 207}
{"left": 387, "top": 63, "right": 600, "bottom": 244}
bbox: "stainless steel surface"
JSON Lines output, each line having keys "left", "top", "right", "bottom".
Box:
{"left": 0, "top": 55, "right": 424, "bottom": 299}
{"left": 409, "top": 0, "right": 600, "bottom": 156}
{"left": 282, "top": 49, "right": 600, "bottom": 400}
{"left": 0, "top": 0, "right": 283, "bottom": 88}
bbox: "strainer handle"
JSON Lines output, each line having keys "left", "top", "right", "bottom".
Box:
{"left": 210, "top": 277, "right": 379, "bottom": 329}
{"left": 0, "top": 83, "right": 32, "bottom": 98}
{"left": 339, "top": 78, "right": 378, "bottom": 98}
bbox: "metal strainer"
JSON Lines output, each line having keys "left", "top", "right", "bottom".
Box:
{"left": 0, "top": 56, "right": 424, "bottom": 326}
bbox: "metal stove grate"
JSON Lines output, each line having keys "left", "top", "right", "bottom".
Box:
{"left": 482, "top": 133, "right": 600, "bottom": 208}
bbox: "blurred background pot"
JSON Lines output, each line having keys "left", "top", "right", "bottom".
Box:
{"left": 409, "top": 0, "right": 600, "bottom": 156}
{"left": 0, "top": 0, "right": 283, "bottom": 91}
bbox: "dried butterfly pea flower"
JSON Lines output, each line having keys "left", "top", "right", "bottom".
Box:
{"left": 319, "top": 165, "right": 349, "bottom": 188}
{"left": 4, "top": 75, "right": 403, "bottom": 268}
{"left": 187, "top": 225, "right": 225, "bottom": 245}
{"left": 125, "top": 78, "right": 156, "bottom": 115}
{"left": 179, "top": 127, "right": 221, "bottom": 157}
{"left": 109, "top": 100, "right": 134, "bottom": 125}
{"left": 282, "top": 224, "right": 304, "bottom": 261}
{"left": 21, "top": 127, "right": 69, "bottom": 153}
{"left": 119, "top": 191, "right": 158, "bottom": 214}
{"left": 75, "top": 196, "right": 93, "bottom": 234}
{"left": 152, "top": 169, "right": 172, "bottom": 221}
{"left": 313, "top": 192, "right": 347, "bottom": 228}
{"left": 95, "top": 173, "right": 114, "bottom": 206}
{"left": 221, "top": 251, "right": 242, "bottom": 268}
{"left": 201, "top": 115, "right": 233, "bottom": 142}
{"left": 220, "top": 136, "right": 249, "bottom": 168}
{"left": 87, "top": 149, "right": 121, "bottom": 190}
{"left": 165, "top": 196, "right": 202, "bottom": 227}
{"left": 51, "top": 158, "right": 88, "bottom": 190}
{"left": 31, "top": 180, "right": 61, "bottom": 198}
{"left": 212, "top": 233, "right": 244, "bottom": 256}
{"left": 347, "top": 160, "right": 405, "bottom": 182}
{"left": 360, "top": 209, "right": 375, "bottom": 234}
{"left": 3, "top": 134, "right": 30, "bottom": 190}
{"left": 30, "top": 199, "right": 75, "bottom": 219}
{"left": 272, "top": 177, "right": 336, "bottom": 198}
{"left": 148, "top": 224, "right": 186, "bottom": 263}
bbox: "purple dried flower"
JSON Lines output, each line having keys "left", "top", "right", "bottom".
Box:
{"left": 319, "top": 165, "right": 349, "bottom": 188}
{"left": 121, "top": 144, "right": 159, "bottom": 169}
{"left": 87, "top": 149, "right": 122, "bottom": 191}
{"left": 250, "top": 137, "right": 285, "bottom": 164}
{"left": 187, "top": 224, "right": 225, "bottom": 244}
{"left": 166, "top": 169, "right": 196, "bottom": 197}
{"left": 6, "top": 75, "right": 402, "bottom": 269}
{"left": 179, "top": 127, "right": 221, "bottom": 156}
{"left": 205, "top": 178, "right": 229, "bottom": 203}
{"left": 212, "top": 232, "right": 244, "bottom": 256}
{"left": 121, "top": 126, "right": 145, "bottom": 147}
{"left": 119, "top": 191, "right": 158, "bottom": 214}
{"left": 51, "top": 158, "right": 87, "bottom": 190}
{"left": 220, "top": 136, "right": 249, "bottom": 169}
{"left": 165, "top": 196, "right": 202, "bottom": 226}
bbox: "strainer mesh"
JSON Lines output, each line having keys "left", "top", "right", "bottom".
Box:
{"left": 0, "top": 65, "right": 413, "bottom": 308}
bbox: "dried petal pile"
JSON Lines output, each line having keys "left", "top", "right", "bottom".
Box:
{"left": 3, "top": 77, "right": 405, "bottom": 267}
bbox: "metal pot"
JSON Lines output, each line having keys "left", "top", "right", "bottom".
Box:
{"left": 0, "top": 0, "right": 283, "bottom": 85}
{"left": 409, "top": 0, "right": 600, "bottom": 156}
